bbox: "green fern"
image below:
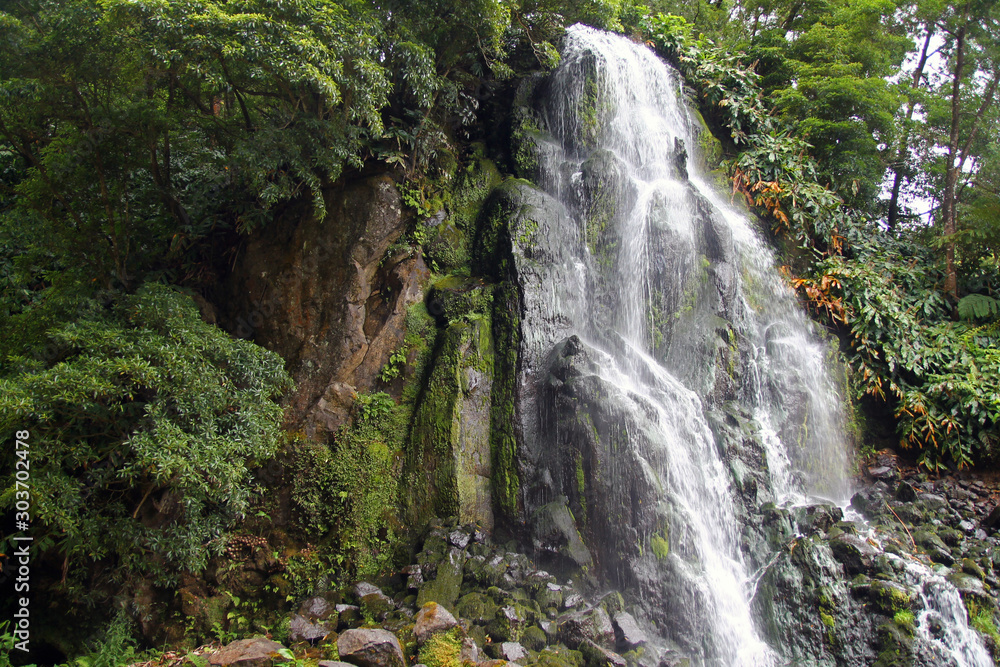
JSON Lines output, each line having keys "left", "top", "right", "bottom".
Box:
{"left": 958, "top": 293, "right": 1000, "bottom": 321}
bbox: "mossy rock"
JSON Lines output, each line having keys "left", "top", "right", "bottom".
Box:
{"left": 455, "top": 592, "right": 499, "bottom": 625}
{"left": 534, "top": 646, "right": 585, "bottom": 667}
{"left": 418, "top": 627, "right": 465, "bottom": 667}
{"left": 522, "top": 625, "right": 548, "bottom": 652}
{"left": 417, "top": 552, "right": 466, "bottom": 612}
{"left": 487, "top": 605, "right": 526, "bottom": 642}
{"left": 360, "top": 592, "right": 395, "bottom": 621}
{"left": 869, "top": 581, "right": 911, "bottom": 615}
{"left": 536, "top": 586, "right": 563, "bottom": 611}
{"left": 873, "top": 621, "right": 913, "bottom": 667}
{"left": 465, "top": 555, "right": 507, "bottom": 588}
{"left": 425, "top": 222, "right": 470, "bottom": 273}
{"left": 599, "top": 592, "right": 624, "bottom": 616}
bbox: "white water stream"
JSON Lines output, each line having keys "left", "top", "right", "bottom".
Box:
{"left": 518, "top": 24, "right": 991, "bottom": 666}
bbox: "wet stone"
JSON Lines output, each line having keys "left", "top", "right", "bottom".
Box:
{"left": 895, "top": 481, "right": 917, "bottom": 502}
{"left": 500, "top": 642, "right": 529, "bottom": 662}
{"left": 449, "top": 530, "right": 472, "bottom": 549}
{"left": 829, "top": 534, "right": 878, "bottom": 575}
{"left": 612, "top": 612, "right": 647, "bottom": 650}
{"left": 289, "top": 614, "right": 333, "bottom": 643}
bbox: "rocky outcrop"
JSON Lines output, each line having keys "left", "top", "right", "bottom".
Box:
{"left": 207, "top": 637, "right": 286, "bottom": 667}
{"left": 337, "top": 628, "right": 405, "bottom": 667}
{"left": 224, "top": 172, "right": 428, "bottom": 439}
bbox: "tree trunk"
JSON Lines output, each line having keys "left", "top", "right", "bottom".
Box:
{"left": 942, "top": 24, "right": 966, "bottom": 301}
{"left": 887, "top": 27, "right": 935, "bottom": 231}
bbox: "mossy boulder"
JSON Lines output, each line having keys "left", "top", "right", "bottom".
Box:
{"left": 455, "top": 592, "right": 499, "bottom": 625}
{"left": 522, "top": 625, "right": 548, "bottom": 651}
{"left": 417, "top": 549, "right": 467, "bottom": 612}
{"left": 487, "top": 605, "right": 527, "bottom": 642}
{"left": 868, "top": 581, "right": 911, "bottom": 615}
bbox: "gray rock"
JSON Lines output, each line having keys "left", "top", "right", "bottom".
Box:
{"left": 402, "top": 564, "right": 424, "bottom": 590}
{"left": 354, "top": 582, "right": 383, "bottom": 599}
{"left": 448, "top": 529, "right": 471, "bottom": 549}
{"left": 612, "top": 612, "right": 648, "bottom": 650}
{"left": 580, "top": 640, "right": 627, "bottom": 667}
{"left": 337, "top": 628, "right": 405, "bottom": 667}
{"left": 459, "top": 638, "right": 480, "bottom": 663}
{"left": 299, "top": 595, "right": 337, "bottom": 621}
{"left": 559, "top": 607, "right": 615, "bottom": 650}
{"left": 868, "top": 466, "right": 897, "bottom": 482}
{"left": 563, "top": 593, "right": 585, "bottom": 610}
{"left": 984, "top": 504, "right": 1000, "bottom": 529}
{"left": 500, "top": 642, "right": 529, "bottom": 662}
{"left": 319, "top": 663, "right": 358, "bottom": 667}
{"left": 207, "top": 637, "right": 286, "bottom": 667}
{"left": 414, "top": 602, "right": 459, "bottom": 644}
{"left": 289, "top": 614, "right": 333, "bottom": 643}
{"left": 829, "top": 534, "right": 878, "bottom": 575}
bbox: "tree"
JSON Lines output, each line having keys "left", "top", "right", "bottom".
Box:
{"left": 934, "top": 0, "right": 1000, "bottom": 300}
{"left": 0, "top": 284, "right": 292, "bottom": 591}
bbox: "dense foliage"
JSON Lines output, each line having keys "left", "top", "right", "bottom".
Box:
{"left": 0, "top": 283, "right": 292, "bottom": 590}
{"left": 643, "top": 1, "right": 1000, "bottom": 468}
{"left": 0, "top": 0, "right": 648, "bottom": 650}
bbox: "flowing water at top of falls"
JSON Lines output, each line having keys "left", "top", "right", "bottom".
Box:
{"left": 513, "top": 25, "right": 990, "bottom": 666}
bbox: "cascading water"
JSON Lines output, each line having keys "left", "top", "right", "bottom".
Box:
{"left": 502, "top": 24, "right": 993, "bottom": 666}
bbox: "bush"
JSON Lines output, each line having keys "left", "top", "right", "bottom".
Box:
{"left": 0, "top": 283, "right": 293, "bottom": 589}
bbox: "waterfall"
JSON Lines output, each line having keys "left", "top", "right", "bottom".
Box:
{"left": 504, "top": 24, "right": 991, "bottom": 666}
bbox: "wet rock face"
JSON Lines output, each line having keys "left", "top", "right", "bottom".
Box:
{"left": 224, "top": 172, "right": 427, "bottom": 438}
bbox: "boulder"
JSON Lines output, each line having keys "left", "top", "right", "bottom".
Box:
{"left": 829, "top": 534, "right": 878, "bottom": 575}
{"left": 299, "top": 595, "right": 338, "bottom": 621}
{"left": 414, "top": 602, "right": 459, "bottom": 645}
{"left": 558, "top": 607, "right": 615, "bottom": 650}
{"left": 289, "top": 614, "right": 333, "bottom": 644}
{"left": 460, "top": 637, "right": 481, "bottom": 663}
{"left": 207, "top": 637, "right": 286, "bottom": 667}
{"left": 500, "top": 642, "right": 529, "bottom": 662}
{"left": 337, "top": 628, "right": 405, "bottom": 667}
{"left": 612, "top": 612, "right": 648, "bottom": 650}
{"left": 580, "top": 640, "right": 627, "bottom": 667}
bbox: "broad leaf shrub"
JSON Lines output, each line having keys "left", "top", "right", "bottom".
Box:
{"left": 0, "top": 283, "right": 292, "bottom": 589}
{"left": 816, "top": 238, "right": 1000, "bottom": 469}
{"left": 642, "top": 12, "right": 1000, "bottom": 468}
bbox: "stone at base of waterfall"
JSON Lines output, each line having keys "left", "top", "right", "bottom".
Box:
{"left": 319, "top": 662, "right": 358, "bottom": 667}
{"left": 460, "top": 637, "right": 481, "bottom": 663}
{"left": 558, "top": 607, "right": 615, "bottom": 649}
{"left": 948, "top": 571, "right": 989, "bottom": 601}
{"left": 530, "top": 496, "right": 593, "bottom": 569}
{"left": 299, "top": 595, "right": 339, "bottom": 621}
{"left": 476, "top": 660, "right": 509, "bottom": 667}
{"left": 414, "top": 602, "right": 459, "bottom": 644}
{"left": 612, "top": 612, "right": 647, "bottom": 650}
{"left": 912, "top": 530, "right": 955, "bottom": 566}
{"left": 207, "top": 637, "right": 286, "bottom": 667}
{"left": 829, "top": 533, "right": 878, "bottom": 574}
{"left": 289, "top": 614, "right": 334, "bottom": 643}
{"left": 580, "top": 640, "right": 627, "bottom": 667}
{"left": 500, "top": 642, "right": 529, "bottom": 662}
{"left": 337, "top": 628, "right": 405, "bottom": 667}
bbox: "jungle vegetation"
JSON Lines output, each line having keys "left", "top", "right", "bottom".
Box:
{"left": 0, "top": 0, "right": 998, "bottom": 656}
